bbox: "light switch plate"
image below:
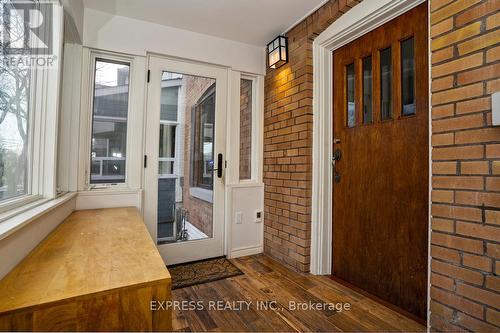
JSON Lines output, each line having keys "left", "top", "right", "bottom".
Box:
{"left": 235, "top": 212, "right": 243, "bottom": 224}
{"left": 493, "top": 92, "right": 500, "bottom": 126}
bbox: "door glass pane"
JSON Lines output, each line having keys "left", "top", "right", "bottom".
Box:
{"left": 346, "top": 63, "right": 355, "bottom": 128}
{"left": 90, "top": 59, "right": 129, "bottom": 184}
{"left": 401, "top": 37, "right": 416, "bottom": 116}
{"left": 157, "top": 71, "right": 216, "bottom": 244}
{"left": 380, "top": 47, "right": 392, "bottom": 120}
{"left": 240, "top": 79, "right": 252, "bottom": 180}
{"left": 363, "top": 57, "right": 373, "bottom": 124}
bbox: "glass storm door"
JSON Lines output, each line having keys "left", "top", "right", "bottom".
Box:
{"left": 144, "top": 55, "right": 227, "bottom": 265}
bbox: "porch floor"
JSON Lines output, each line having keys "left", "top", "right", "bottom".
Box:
{"left": 172, "top": 254, "right": 425, "bottom": 332}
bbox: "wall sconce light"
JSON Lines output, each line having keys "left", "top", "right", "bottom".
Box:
{"left": 267, "top": 36, "right": 288, "bottom": 69}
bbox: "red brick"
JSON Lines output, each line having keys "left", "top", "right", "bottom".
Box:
{"left": 431, "top": 272, "right": 455, "bottom": 290}
{"left": 432, "top": 245, "right": 461, "bottom": 264}
{"left": 456, "top": 97, "right": 491, "bottom": 115}
{"left": 432, "top": 218, "right": 454, "bottom": 232}
{"left": 462, "top": 253, "right": 492, "bottom": 272}
{"left": 456, "top": 221, "right": 500, "bottom": 242}
{"left": 432, "top": 83, "right": 484, "bottom": 105}
{"left": 457, "top": 283, "right": 500, "bottom": 308}
{"left": 460, "top": 161, "right": 489, "bottom": 175}
{"left": 456, "top": 128, "right": 500, "bottom": 144}
{"left": 432, "top": 162, "right": 457, "bottom": 174}
{"left": 433, "top": 145, "right": 484, "bottom": 160}
{"left": 432, "top": 113, "right": 484, "bottom": 133}
{"left": 431, "top": 0, "right": 482, "bottom": 24}
{"left": 487, "top": 308, "right": 500, "bottom": 327}
{"left": 431, "top": 233, "right": 484, "bottom": 254}
{"left": 486, "top": 210, "right": 500, "bottom": 226}
{"left": 432, "top": 53, "right": 483, "bottom": 78}
{"left": 456, "top": 312, "right": 500, "bottom": 332}
{"left": 455, "top": 1, "right": 500, "bottom": 27}
{"left": 487, "top": 243, "right": 500, "bottom": 259}
{"left": 431, "top": 286, "right": 484, "bottom": 318}
{"left": 432, "top": 176, "right": 484, "bottom": 190}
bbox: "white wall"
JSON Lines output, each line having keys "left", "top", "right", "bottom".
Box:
{"left": 61, "top": 0, "right": 84, "bottom": 42}
{"left": 83, "top": 8, "right": 266, "bottom": 75}
{"left": 228, "top": 185, "right": 264, "bottom": 258}
{"left": 0, "top": 196, "right": 76, "bottom": 279}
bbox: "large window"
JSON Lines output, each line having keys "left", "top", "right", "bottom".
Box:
{"left": 0, "top": 58, "right": 30, "bottom": 203}
{"left": 90, "top": 59, "right": 130, "bottom": 184}
{"left": 0, "top": 2, "right": 31, "bottom": 203}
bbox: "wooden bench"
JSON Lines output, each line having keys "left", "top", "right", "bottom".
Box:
{"left": 0, "top": 208, "right": 172, "bottom": 331}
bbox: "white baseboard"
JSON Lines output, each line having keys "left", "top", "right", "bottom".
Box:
{"left": 229, "top": 245, "right": 263, "bottom": 259}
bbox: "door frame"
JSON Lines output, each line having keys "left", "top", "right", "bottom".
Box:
{"left": 143, "top": 53, "right": 229, "bottom": 265}
{"left": 310, "top": 0, "right": 430, "bottom": 317}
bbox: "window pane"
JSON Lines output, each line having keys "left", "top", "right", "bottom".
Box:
{"left": 363, "top": 57, "right": 373, "bottom": 124}
{"left": 240, "top": 79, "right": 252, "bottom": 180}
{"left": 161, "top": 72, "right": 181, "bottom": 121}
{"left": 346, "top": 63, "right": 355, "bottom": 128}
{"left": 156, "top": 72, "right": 216, "bottom": 244}
{"left": 380, "top": 47, "right": 392, "bottom": 120}
{"left": 90, "top": 59, "right": 130, "bottom": 184}
{"left": 159, "top": 125, "right": 176, "bottom": 159}
{"left": 0, "top": 5, "right": 30, "bottom": 202}
{"left": 401, "top": 38, "right": 416, "bottom": 116}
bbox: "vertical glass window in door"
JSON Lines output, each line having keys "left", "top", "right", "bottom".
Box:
{"left": 346, "top": 63, "right": 355, "bottom": 128}
{"left": 363, "top": 56, "right": 373, "bottom": 124}
{"left": 401, "top": 37, "right": 416, "bottom": 116}
{"left": 157, "top": 72, "right": 216, "bottom": 244}
{"left": 380, "top": 47, "right": 392, "bottom": 120}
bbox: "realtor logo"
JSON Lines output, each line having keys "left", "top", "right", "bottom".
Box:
{"left": 0, "top": 0, "right": 53, "bottom": 55}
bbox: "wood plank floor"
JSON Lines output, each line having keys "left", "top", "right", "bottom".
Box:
{"left": 171, "top": 254, "right": 426, "bottom": 332}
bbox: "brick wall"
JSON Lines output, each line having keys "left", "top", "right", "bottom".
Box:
{"left": 182, "top": 76, "right": 215, "bottom": 237}
{"left": 240, "top": 79, "right": 252, "bottom": 180}
{"left": 263, "top": 0, "right": 499, "bottom": 329}
{"left": 264, "top": 0, "right": 362, "bottom": 272}
{"left": 429, "top": 0, "right": 500, "bottom": 331}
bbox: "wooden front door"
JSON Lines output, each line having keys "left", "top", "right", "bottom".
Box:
{"left": 332, "top": 3, "right": 429, "bottom": 320}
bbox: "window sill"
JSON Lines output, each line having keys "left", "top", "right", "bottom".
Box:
{"left": 189, "top": 187, "right": 213, "bottom": 203}
{"left": 0, "top": 192, "right": 77, "bottom": 241}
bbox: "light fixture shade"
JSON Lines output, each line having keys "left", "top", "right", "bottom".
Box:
{"left": 267, "top": 36, "right": 288, "bottom": 69}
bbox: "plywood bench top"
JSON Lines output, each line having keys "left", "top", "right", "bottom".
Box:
{"left": 0, "top": 207, "right": 170, "bottom": 315}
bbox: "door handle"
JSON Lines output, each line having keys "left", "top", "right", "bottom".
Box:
{"left": 332, "top": 149, "right": 342, "bottom": 183}
{"left": 214, "top": 153, "right": 223, "bottom": 178}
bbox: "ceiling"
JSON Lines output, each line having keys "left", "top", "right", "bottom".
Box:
{"left": 83, "top": 0, "right": 327, "bottom": 46}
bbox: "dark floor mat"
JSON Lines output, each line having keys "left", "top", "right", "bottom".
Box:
{"left": 168, "top": 257, "right": 244, "bottom": 290}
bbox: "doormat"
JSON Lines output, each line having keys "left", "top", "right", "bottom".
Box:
{"left": 168, "top": 257, "right": 244, "bottom": 290}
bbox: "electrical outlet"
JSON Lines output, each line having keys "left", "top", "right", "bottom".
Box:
{"left": 235, "top": 212, "right": 243, "bottom": 224}
{"left": 256, "top": 211, "right": 262, "bottom": 223}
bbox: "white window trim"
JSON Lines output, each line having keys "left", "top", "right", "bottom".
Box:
{"left": 78, "top": 48, "right": 146, "bottom": 193}
{"left": 310, "top": 0, "right": 427, "bottom": 276}
{"left": 189, "top": 187, "right": 213, "bottom": 204}
{"left": 228, "top": 71, "right": 264, "bottom": 185}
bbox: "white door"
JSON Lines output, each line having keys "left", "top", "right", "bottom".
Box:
{"left": 144, "top": 55, "right": 227, "bottom": 265}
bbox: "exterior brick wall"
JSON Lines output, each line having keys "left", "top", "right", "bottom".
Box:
{"left": 263, "top": 0, "right": 500, "bottom": 329}
{"left": 240, "top": 79, "right": 252, "bottom": 180}
{"left": 264, "top": 0, "right": 362, "bottom": 272}
{"left": 429, "top": 0, "right": 500, "bottom": 331}
{"left": 182, "top": 76, "right": 215, "bottom": 237}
